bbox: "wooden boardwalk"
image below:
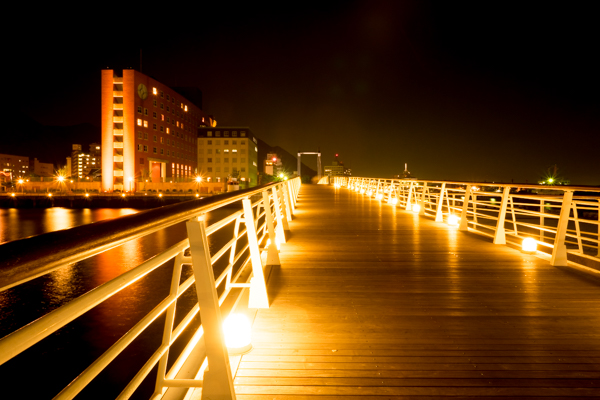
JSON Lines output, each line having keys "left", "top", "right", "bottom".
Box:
{"left": 235, "top": 184, "right": 600, "bottom": 399}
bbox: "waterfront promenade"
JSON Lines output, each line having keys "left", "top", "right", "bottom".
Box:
{"left": 235, "top": 184, "right": 600, "bottom": 398}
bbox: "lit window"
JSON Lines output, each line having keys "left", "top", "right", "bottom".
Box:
{"left": 176, "top": 121, "right": 180, "bottom": 127}
{"left": 184, "top": 105, "right": 188, "bottom": 112}
{"left": 232, "top": 149, "right": 237, "bottom": 153}
{"left": 153, "top": 87, "right": 157, "bottom": 95}
{"left": 160, "top": 137, "right": 164, "bottom": 144}
{"left": 137, "top": 119, "right": 142, "bottom": 126}
{"left": 143, "top": 120, "right": 148, "bottom": 128}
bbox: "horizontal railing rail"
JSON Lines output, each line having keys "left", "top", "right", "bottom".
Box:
{"left": 0, "top": 177, "right": 301, "bottom": 400}
{"left": 335, "top": 176, "right": 600, "bottom": 266}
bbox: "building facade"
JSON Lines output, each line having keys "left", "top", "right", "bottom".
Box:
{"left": 0, "top": 154, "right": 29, "bottom": 180}
{"left": 197, "top": 127, "right": 259, "bottom": 187}
{"left": 101, "top": 69, "right": 210, "bottom": 192}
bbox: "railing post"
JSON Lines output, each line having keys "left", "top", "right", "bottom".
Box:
{"left": 186, "top": 215, "right": 236, "bottom": 400}
{"left": 282, "top": 183, "right": 293, "bottom": 222}
{"left": 406, "top": 181, "right": 414, "bottom": 211}
{"left": 272, "top": 186, "right": 288, "bottom": 242}
{"left": 493, "top": 187, "right": 511, "bottom": 245}
{"left": 419, "top": 183, "right": 426, "bottom": 215}
{"left": 287, "top": 180, "right": 296, "bottom": 213}
{"left": 597, "top": 199, "right": 600, "bottom": 258}
{"left": 435, "top": 183, "right": 446, "bottom": 222}
{"left": 458, "top": 185, "right": 472, "bottom": 231}
{"left": 242, "top": 198, "right": 269, "bottom": 308}
{"left": 262, "top": 191, "right": 281, "bottom": 266}
{"left": 550, "top": 190, "right": 574, "bottom": 266}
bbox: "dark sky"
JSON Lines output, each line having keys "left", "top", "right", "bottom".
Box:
{"left": 9, "top": 1, "right": 599, "bottom": 184}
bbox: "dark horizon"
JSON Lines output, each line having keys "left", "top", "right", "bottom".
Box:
{"left": 6, "top": 1, "right": 599, "bottom": 184}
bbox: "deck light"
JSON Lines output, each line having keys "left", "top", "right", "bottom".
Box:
{"left": 223, "top": 313, "right": 252, "bottom": 355}
{"left": 11, "top": 193, "right": 15, "bottom": 197}
{"left": 48, "top": 193, "right": 53, "bottom": 197}
{"left": 389, "top": 198, "right": 398, "bottom": 205}
{"left": 195, "top": 193, "right": 200, "bottom": 197}
{"left": 159, "top": 193, "right": 163, "bottom": 198}
{"left": 122, "top": 194, "right": 126, "bottom": 198}
{"left": 376, "top": 193, "right": 383, "bottom": 200}
{"left": 522, "top": 238, "right": 537, "bottom": 253}
{"left": 360, "top": 189, "right": 365, "bottom": 194}
{"left": 85, "top": 193, "right": 89, "bottom": 197}
{"left": 448, "top": 214, "right": 459, "bottom": 226}
{"left": 412, "top": 204, "right": 421, "bottom": 213}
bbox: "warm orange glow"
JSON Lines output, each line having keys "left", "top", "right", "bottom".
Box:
{"left": 48, "top": 193, "right": 53, "bottom": 197}
{"left": 17, "top": 179, "right": 24, "bottom": 184}
{"left": 522, "top": 238, "right": 537, "bottom": 253}
{"left": 122, "top": 194, "right": 126, "bottom": 198}
{"left": 153, "top": 87, "right": 157, "bottom": 95}
{"left": 11, "top": 193, "right": 15, "bottom": 197}
{"left": 448, "top": 214, "right": 460, "bottom": 226}
{"left": 85, "top": 193, "right": 90, "bottom": 197}
{"left": 159, "top": 193, "right": 163, "bottom": 197}
{"left": 195, "top": 176, "right": 202, "bottom": 183}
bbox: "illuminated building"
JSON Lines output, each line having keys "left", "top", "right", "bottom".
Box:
{"left": 324, "top": 154, "right": 346, "bottom": 178}
{"left": 101, "top": 69, "right": 210, "bottom": 192}
{"left": 197, "top": 127, "right": 259, "bottom": 187}
{"left": 0, "top": 154, "right": 29, "bottom": 180}
{"left": 264, "top": 153, "right": 283, "bottom": 176}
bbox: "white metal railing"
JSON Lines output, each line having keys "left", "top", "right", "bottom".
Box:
{"left": 0, "top": 178, "right": 301, "bottom": 400}
{"left": 335, "top": 176, "right": 600, "bottom": 266}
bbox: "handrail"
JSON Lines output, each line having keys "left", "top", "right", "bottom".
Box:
{"left": 0, "top": 181, "right": 289, "bottom": 292}
{"left": 0, "top": 177, "right": 302, "bottom": 400}
{"left": 335, "top": 176, "right": 600, "bottom": 266}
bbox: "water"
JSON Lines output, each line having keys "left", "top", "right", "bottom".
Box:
{"left": 0, "top": 207, "right": 236, "bottom": 399}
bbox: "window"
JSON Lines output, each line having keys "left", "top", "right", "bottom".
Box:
{"left": 166, "top": 127, "right": 170, "bottom": 134}
{"left": 207, "top": 167, "right": 212, "bottom": 172}
{"left": 144, "top": 108, "right": 148, "bottom": 116}
{"left": 137, "top": 106, "right": 142, "bottom": 114}
{"left": 160, "top": 137, "right": 164, "bottom": 144}
{"left": 216, "top": 158, "right": 220, "bottom": 163}
{"left": 224, "top": 167, "right": 229, "bottom": 173}
{"left": 167, "top": 106, "right": 170, "bottom": 112}
{"left": 137, "top": 144, "right": 142, "bottom": 151}
{"left": 207, "top": 140, "right": 212, "bottom": 145}
{"left": 241, "top": 149, "right": 246, "bottom": 154}
{"left": 143, "top": 120, "right": 148, "bottom": 128}
{"left": 144, "top": 133, "right": 148, "bottom": 140}
{"left": 232, "top": 140, "right": 237, "bottom": 145}
{"left": 160, "top": 91, "right": 164, "bottom": 98}
{"left": 138, "top": 132, "right": 143, "bottom": 139}
{"left": 241, "top": 167, "right": 246, "bottom": 172}
{"left": 153, "top": 147, "right": 157, "bottom": 154}
{"left": 207, "top": 149, "right": 212, "bottom": 154}
{"left": 177, "top": 121, "right": 180, "bottom": 127}
{"left": 137, "top": 119, "right": 142, "bottom": 126}
{"left": 166, "top": 94, "right": 170, "bottom": 100}
{"left": 224, "top": 149, "right": 229, "bottom": 153}
{"left": 153, "top": 135, "right": 157, "bottom": 142}
{"left": 144, "top": 145, "right": 148, "bottom": 152}
{"left": 216, "top": 140, "right": 220, "bottom": 145}
{"left": 232, "top": 149, "right": 237, "bottom": 153}
{"left": 232, "top": 131, "right": 238, "bottom": 137}
{"left": 241, "top": 158, "right": 246, "bottom": 162}
{"left": 160, "top": 103, "right": 164, "bottom": 109}
{"left": 241, "top": 141, "right": 246, "bottom": 145}
{"left": 160, "top": 149, "right": 164, "bottom": 155}
{"left": 207, "top": 158, "right": 212, "bottom": 163}
{"left": 224, "top": 131, "right": 230, "bottom": 137}
{"left": 232, "top": 158, "right": 237, "bottom": 163}
{"left": 153, "top": 112, "right": 157, "bottom": 118}
{"left": 216, "top": 149, "right": 220, "bottom": 154}
{"left": 160, "top": 126, "right": 164, "bottom": 132}
{"left": 140, "top": 157, "right": 144, "bottom": 164}
{"left": 207, "top": 131, "right": 213, "bottom": 137}
{"left": 216, "top": 131, "right": 221, "bottom": 137}
{"left": 153, "top": 99, "right": 157, "bottom": 107}
{"left": 224, "top": 140, "right": 229, "bottom": 145}
{"left": 153, "top": 123, "right": 157, "bottom": 130}
{"left": 199, "top": 158, "right": 204, "bottom": 163}
{"left": 224, "top": 158, "right": 229, "bottom": 163}
{"left": 216, "top": 167, "right": 221, "bottom": 172}
{"left": 241, "top": 131, "right": 246, "bottom": 137}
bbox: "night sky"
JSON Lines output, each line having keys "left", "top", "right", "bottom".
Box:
{"left": 9, "top": 1, "right": 599, "bottom": 184}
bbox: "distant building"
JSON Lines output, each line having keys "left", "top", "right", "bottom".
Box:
{"left": 30, "top": 158, "right": 54, "bottom": 177}
{"left": 324, "top": 154, "right": 346, "bottom": 178}
{"left": 101, "top": 69, "right": 210, "bottom": 192}
{"left": 197, "top": 127, "right": 259, "bottom": 187}
{"left": 0, "top": 154, "right": 29, "bottom": 180}
{"left": 264, "top": 152, "right": 283, "bottom": 176}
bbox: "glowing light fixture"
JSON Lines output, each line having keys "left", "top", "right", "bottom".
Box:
{"left": 85, "top": 193, "right": 90, "bottom": 197}
{"left": 376, "top": 193, "right": 383, "bottom": 200}
{"left": 390, "top": 198, "right": 398, "bottom": 205}
{"left": 159, "top": 193, "right": 163, "bottom": 197}
{"left": 448, "top": 214, "right": 460, "bottom": 226}
{"left": 122, "top": 194, "right": 126, "bottom": 198}
{"left": 223, "top": 313, "right": 252, "bottom": 355}
{"left": 17, "top": 179, "right": 23, "bottom": 184}
{"left": 196, "top": 193, "right": 200, "bottom": 197}
{"left": 360, "top": 189, "right": 365, "bottom": 194}
{"left": 48, "top": 193, "right": 53, "bottom": 197}
{"left": 11, "top": 193, "right": 15, "bottom": 197}
{"left": 412, "top": 204, "right": 421, "bottom": 213}
{"left": 57, "top": 176, "right": 65, "bottom": 183}
{"left": 522, "top": 238, "right": 537, "bottom": 253}
{"left": 195, "top": 176, "right": 202, "bottom": 183}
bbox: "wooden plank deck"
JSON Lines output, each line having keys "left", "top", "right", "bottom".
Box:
{"left": 235, "top": 184, "right": 600, "bottom": 399}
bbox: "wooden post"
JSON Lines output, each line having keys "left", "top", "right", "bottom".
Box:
{"left": 186, "top": 215, "right": 236, "bottom": 400}
{"left": 435, "top": 183, "right": 446, "bottom": 222}
{"left": 282, "top": 183, "right": 293, "bottom": 222}
{"left": 458, "top": 185, "right": 472, "bottom": 231}
{"left": 493, "top": 187, "right": 511, "bottom": 245}
{"left": 419, "top": 183, "right": 427, "bottom": 215}
{"left": 550, "top": 191, "right": 573, "bottom": 266}
{"left": 242, "top": 198, "right": 269, "bottom": 308}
